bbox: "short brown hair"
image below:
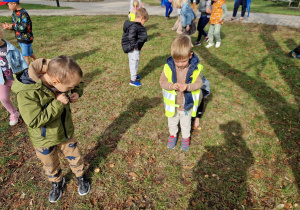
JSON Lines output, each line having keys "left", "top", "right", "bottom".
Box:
{"left": 171, "top": 35, "right": 192, "bottom": 60}
{"left": 48, "top": 55, "right": 82, "bottom": 84}
{"left": 135, "top": 8, "right": 149, "bottom": 21}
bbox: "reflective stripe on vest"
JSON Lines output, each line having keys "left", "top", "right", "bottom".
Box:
{"left": 162, "top": 63, "right": 203, "bottom": 117}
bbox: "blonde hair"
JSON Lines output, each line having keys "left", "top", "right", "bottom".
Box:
{"left": 171, "top": 35, "right": 192, "bottom": 60}
{"left": 136, "top": 8, "right": 149, "bottom": 21}
{"left": 48, "top": 55, "right": 82, "bottom": 84}
{"left": 132, "top": 0, "right": 140, "bottom": 9}
{"left": 173, "top": 0, "right": 182, "bottom": 8}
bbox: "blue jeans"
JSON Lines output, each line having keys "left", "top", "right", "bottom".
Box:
{"left": 196, "top": 15, "right": 210, "bottom": 42}
{"left": 18, "top": 42, "right": 33, "bottom": 56}
{"left": 165, "top": 1, "right": 173, "bottom": 17}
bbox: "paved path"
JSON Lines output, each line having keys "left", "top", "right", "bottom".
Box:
{"left": 0, "top": 0, "right": 299, "bottom": 28}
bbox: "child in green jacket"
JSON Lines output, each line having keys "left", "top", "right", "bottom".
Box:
{"left": 12, "top": 55, "right": 90, "bottom": 203}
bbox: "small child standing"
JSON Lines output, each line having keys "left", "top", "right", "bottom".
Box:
{"left": 160, "top": 35, "right": 203, "bottom": 151}
{"left": 206, "top": 0, "right": 227, "bottom": 48}
{"left": 165, "top": 0, "right": 173, "bottom": 20}
{"left": 0, "top": 27, "right": 28, "bottom": 126}
{"left": 128, "top": 0, "right": 140, "bottom": 21}
{"left": 171, "top": 0, "right": 183, "bottom": 34}
{"left": 178, "top": 0, "right": 197, "bottom": 35}
{"left": 0, "top": 0, "right": 36, "bottom": 65}
{"left": 122, "top": 8, "right": 148, "bottom": 87}
{"left": 11, "top": 56, "right": 90, "bottom": 203}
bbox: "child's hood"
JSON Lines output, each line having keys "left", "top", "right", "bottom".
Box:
{"left": 123, "top": 20, "right": 136, "bottom": 32}
{"left": 11, "top": 59, "right": 51, "bottom": 94}
{"left": 166, "top": 52, "right": 200, "bottom": 84}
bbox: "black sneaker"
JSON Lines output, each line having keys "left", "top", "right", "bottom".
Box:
{"left": 194, "top": 41, "right": 201, "bottom": 46}
{"left": 77, "top": 175, "right": 90, "bottom": 196}
{"left": 49, "top": 177, "right": 65, "bottom": 203}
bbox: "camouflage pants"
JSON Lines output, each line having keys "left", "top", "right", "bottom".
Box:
{"left": 35, "top": 136, "right": 84, "bottom": 182}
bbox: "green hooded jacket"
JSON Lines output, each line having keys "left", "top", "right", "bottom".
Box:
{"left": 11, "top": 59, "right": 84, "bottom": 148}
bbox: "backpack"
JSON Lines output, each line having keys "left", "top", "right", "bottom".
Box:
{"left": 198, "top": 0, "right": 207, "bottom": 13}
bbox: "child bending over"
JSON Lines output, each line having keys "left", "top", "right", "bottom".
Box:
{"left": 12, "top": 56, "right": 90, "bottom": 203}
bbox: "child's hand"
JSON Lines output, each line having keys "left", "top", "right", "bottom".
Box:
{"left": 171, "top": 83, "right": 180, "bottom": 90}
{"left": 193, "top": 117, "right": 200, "bottom": 129}
{"left": 179, "top": 84, "right": 188, "bottom": 92}
{"left": 69, "top": 92, "right": 79, "bottom": 103}
{"left": 219, "top": 19, "right": 223, "bottom": 23}
{"left": 186, "top": 25, "right": 190, "bottom": 31}
{"left": 55, "top": 92, "right": 69, "bottom": 105}
{"left": 2, "top": 23, "right": 12, "bottom": 30}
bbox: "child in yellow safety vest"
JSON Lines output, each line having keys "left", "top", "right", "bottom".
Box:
{"left": 159, "top": 35, "right": 203, "bottom": 151}
{"left": 128, "top": 0, "right": 140, "bottom": 21}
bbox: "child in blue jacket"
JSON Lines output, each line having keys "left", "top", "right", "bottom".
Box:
{"left": 0, "top": 27, "right": 28, "bottom": 125}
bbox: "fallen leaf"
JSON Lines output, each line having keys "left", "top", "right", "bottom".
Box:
{"left": 109, "top": 164, "right": 114, "bottom": 168}
{"left": 183, "top": 165, "right": 194, "bottom": 170}
{"left": 129, "top": 172, "right": 138, "bottom": 178}
{"left": 94, "top": 168, "right": 100, "bottom": 173}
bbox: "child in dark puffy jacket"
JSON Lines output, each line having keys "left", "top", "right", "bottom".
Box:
{"left": 122, "top": 8, "right": 148, "bottom": 87}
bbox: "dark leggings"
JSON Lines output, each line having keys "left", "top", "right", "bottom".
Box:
{"left": 196, "top": 15, "right": 210, "bottom": 42}
{"left": 232, "top": 0, "right": 247, "bottom": 17}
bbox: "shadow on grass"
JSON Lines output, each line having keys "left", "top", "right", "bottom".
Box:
{"left": 147, "top": 32, "right": 161, "bottom": 41}
{"left": 189, "top": 121, "right": 254, "bottom": 209}
{"left": 82, "top": 68, "right": 106, "bottom": 87}
{"left": 139, "top": 54, "right": 168, "bottom": 80}
{"left": 194, "top": 25, "right": 300, "bottom": 193}
{"left": 71, "top": 48, "right": 100, "bottom": 61}
{"left": 85, "top": 96, "right": 161, "bottom": 172}
{"left": 145, "top": 23, "right": 159, "bottom": 31}
{"left": 284, "top": 38, "right": 298, "bottom": 51}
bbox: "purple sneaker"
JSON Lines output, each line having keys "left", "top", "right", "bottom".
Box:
{"left": 181, "top": 137, "right": 190, "bottom": 151}
{"left": 167, "top": 135, "right": 177, "bottom": 149}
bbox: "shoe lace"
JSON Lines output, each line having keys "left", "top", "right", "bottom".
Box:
{"left": 78, "top": 177, "right": 87, "bottom": 188}
{"left": 50, "top": 182, "right": 60, "bottom": 195}
{"left": 168, "top": 136, "right": 176, "bottom": 143}
{"left": 182, "top": 138, "right": 190, "bottom": 146}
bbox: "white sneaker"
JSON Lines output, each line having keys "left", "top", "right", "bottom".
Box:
{"left": 206, "top": 43, "right": 214, "bottom": 48}
{"left": 215, "top": 42, "right": 221, "bottom": 48}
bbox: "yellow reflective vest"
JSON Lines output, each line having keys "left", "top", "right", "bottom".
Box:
{"left": 129, "top": 12, "right": 136, "bottom": 21}
{"left": 162, "top": 63, "right": 202, "bottom": 117}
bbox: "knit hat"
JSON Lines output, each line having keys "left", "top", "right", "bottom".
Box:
{"left": 0, "top": 0, "right": 19, "bottom": 6}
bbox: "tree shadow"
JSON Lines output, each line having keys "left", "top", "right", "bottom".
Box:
{"left": 71, "top": 48, "right": 100, "bottom": 61}
{"left": 284, "top": 38, "right": 298, "bottom": 51}
{"left": 139, "top": 54, "right": 169, "bottom": 80}
{"left": 194, "top": 31, "right": 300, "bottom": 192}
{"left": 85, "top": 96, "right": 161, "bottom": 172}
{"left": 189, "top": 121, "right": 254, "bottom": 209}
{"left": 260, "top": 24, "right": 299, "bottom": 106}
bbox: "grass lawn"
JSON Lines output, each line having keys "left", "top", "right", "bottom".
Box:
{"left": 0, "top": 3, "right": 72, "bottom": 10}
{"left": 0, "top": 15, "right": 299, "bottom": 209}
{"left": 145, "top": 0, "right": 300, "bottom": 16}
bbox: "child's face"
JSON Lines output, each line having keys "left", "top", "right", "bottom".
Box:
{"left": 7, "top": 2, "right": 18, "bottom": 11}
{"left": 174, "top": 53, "right": 193, "bottom": 70}
{"left": 52, "top": 74, "right": 82, "bottom": 93}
